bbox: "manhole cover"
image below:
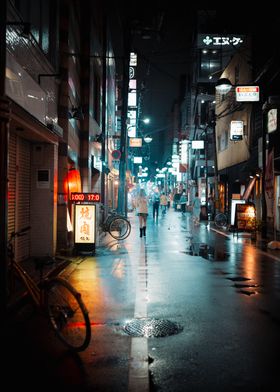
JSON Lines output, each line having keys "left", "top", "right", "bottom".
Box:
{"left": 123, "top": 318, "right": 183, "bottom": 337}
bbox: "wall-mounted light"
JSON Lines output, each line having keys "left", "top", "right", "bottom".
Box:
{"left": 215, "top": 78, "right": 233, "bottom": 94}
{"left": 143, "top": 135, "right": 153, "bottom": 143}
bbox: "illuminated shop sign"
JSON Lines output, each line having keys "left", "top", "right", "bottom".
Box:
{"left": 230, "top": 121, "right": 244, "bottom": 141}
{"left": 129, "top": 137, "right": 142, "bottom": 147}
{"left": 267, "top": 109, "right": 277, "bottom": 133}
{"left": 198, "top": 34, "right": 244, "bottom": 48}
{"left": 236, "top": 86, "right": 260, "bottom": 102}
{"left": 74, "top": 204, "right": 96, "bottom": 244}
{"left": 71, "top": 193, "right": 101, "bottom": 202}
{"left": 234, "top": 203, "right": 256, "bottom": 232}
{"left": 192, "top": 140, "right": 204, "bottom": 149}
{"left": 134, "top": 157, "right": 143, "bottom": 164}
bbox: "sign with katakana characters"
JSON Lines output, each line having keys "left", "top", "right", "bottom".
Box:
{"left": 197, "top": 34, "right": 244, "bottom": 49}
{"left": 235, "top": 86, "right": 260, "bottom": 102}
{"left": 74, "top": 204, "right": 96, "bottom": 244}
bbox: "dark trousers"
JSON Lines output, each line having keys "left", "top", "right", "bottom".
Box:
{"left": 153, "top": 202, "right": 159, "bottom": 218}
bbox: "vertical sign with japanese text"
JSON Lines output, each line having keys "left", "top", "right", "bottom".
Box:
{"left": 74, "top": 204, "right": 96, "bottom": 244}
{"left": 265, "top": 149, "right": 274, "bottom": 217}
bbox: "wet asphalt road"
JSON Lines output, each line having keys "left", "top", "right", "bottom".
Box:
{"left": 3, "top": 208, "right": 280, "bottom": 391}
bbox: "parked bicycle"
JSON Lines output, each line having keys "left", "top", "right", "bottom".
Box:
{"left": 7, "top": 226, "right": 91, "bottom": 352}
{"left": 100, "top": 209, "right": 131, "bottom": 240}
{"left": 214, "top": 211, "right": 228, "bottom": 229}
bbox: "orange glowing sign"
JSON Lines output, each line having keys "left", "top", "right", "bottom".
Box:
{"left": 235, "top": 203, "right": 256, "bottom": 231}
{"left": 70, "top": 193, "right": 101, "bottom": 202}
{"left": 74, "top": 204, "right": 96, "bottom": 244}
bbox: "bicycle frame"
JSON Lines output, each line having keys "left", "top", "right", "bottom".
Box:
{"left": 11, "top": 258, "right": 42, "bottom": 307}
{"left": 8, "top": 230, "right": 71, "bottom": 310}
{"left": 7, "top": 227, "right": 91, "bottom": 352}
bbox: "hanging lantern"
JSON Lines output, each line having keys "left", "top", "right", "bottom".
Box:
{"left": 64, "top": 168, "right": 82, "bottom": 199}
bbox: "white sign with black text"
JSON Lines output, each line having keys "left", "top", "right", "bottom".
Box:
{"left": 230, "top": 121, "right": 244, "bottom": 141}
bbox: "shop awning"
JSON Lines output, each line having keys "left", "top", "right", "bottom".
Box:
{"left": 242, "top": 176, "right": 257, "bottom": 201}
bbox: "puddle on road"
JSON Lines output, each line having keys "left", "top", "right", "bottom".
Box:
{"left": 228, "top": 278, "right": 261, "bottom": 296}
{"left": 233, "top": 283, "right": 259, "bottom": 289}
{"left": 226, "top": 276, "right": 251, "bottom": 282}
{"left": 181, "top": 243, "right": 229, "bottom": 261}
{"left": 237, "top": 290, "right": 258, "bottom": 296}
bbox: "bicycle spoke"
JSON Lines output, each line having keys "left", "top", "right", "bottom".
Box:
{"left": 109, "top": 217, "right": 131, "bottom": 240}
{"left": 46, "top": 278, "right": 91, "bottom": 351}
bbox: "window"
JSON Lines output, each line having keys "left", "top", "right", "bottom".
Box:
{"left": 13, "top": 0, "right": 59, "bottom": 68}
{"left": 218, "top": 130, "right": 228, "bottom": 152}
{"left": 94, "top": 74, "right": 101, "bottom": 125}
{"left": 218, "top": 135, "right": 221, "bottom": 151}
{"left": 199, "top": 49, "right": 221, "bottom": 79}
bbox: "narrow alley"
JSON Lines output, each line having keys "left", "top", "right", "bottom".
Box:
{"left": 3, "top": 207, "right": 280, "bottom": 392}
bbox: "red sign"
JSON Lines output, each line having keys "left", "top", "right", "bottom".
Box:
{"left": 70, "top": 193, "right": 101, "bottom": 202}
{"left": 112, "top": 150, "right": 121, "bottom": 160}
{"left": 235, "top": 86, "right": 260, "bottom": 102}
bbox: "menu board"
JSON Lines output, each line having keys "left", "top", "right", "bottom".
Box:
{"left": 235, "top": 203, "right": 256, "bottom": 231}
{"left": 74, "top": 204, "right": 96, "bottom": 244}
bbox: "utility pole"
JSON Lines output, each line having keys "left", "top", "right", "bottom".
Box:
{"left": 205, "top": 125, "right": 208, "bottom": 215}
{"left": 101, "top": 8, "right": 107, "bottom": 212}
{"left": 117, "top": 23, "right": 130, "bottom": 216}
{"left": 261, "top": 106, "right": 267, "bottom": 238}
{"left": 212, "top": 120, "right": 220, "bottom": 214}
{"left": 0, "top": 1, "right": 10, "bottom": 313}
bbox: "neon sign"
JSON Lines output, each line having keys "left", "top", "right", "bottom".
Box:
{"left": 198, "top": 34, "right": 245, "bottom": 49}
{"left": 70, "top": 192, "right": 101, "bottom": 202}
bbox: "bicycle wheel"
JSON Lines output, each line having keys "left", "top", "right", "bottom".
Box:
{"left": 214, "top": 212, "right": 227, "bottom": 229}
{"left": 45, "top": 277, "right": 91, "bottom": 352}
{"left": 109, "top": 216, "right": 131, "bottom": 240}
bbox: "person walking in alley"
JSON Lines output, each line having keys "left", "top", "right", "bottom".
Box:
{"left": 152, "top": 190, "right": 160, "bottom": 220}
{"left": 160, "top": 192, "right": 168, "bottom": 215}
{"left": 192, "top": 192, "right": 201, "bottom": 225}
{"left": 136, "top": 188, "right": 148, "bottom": 237}
{"left": 179, "top": 190, "right": 187, "bottom": 215}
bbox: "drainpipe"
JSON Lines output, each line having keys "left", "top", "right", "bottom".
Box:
{"left": 261, "top": 109, "right": 267, "bottom": 238}
{"left": 117, "top": 23, "right": 130, "bottom": 216}
{"left": 101, "top": 9, "right": 107, "bottom": 214}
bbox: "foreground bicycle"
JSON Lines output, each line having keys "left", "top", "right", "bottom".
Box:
{"left": 100, "top": 209, "right": 131, "bottom": 240}
{"left": 8, "top": 227, "right": 91, "bottom": 352}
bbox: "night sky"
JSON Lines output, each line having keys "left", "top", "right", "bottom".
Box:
{"left": 110, "top": 3, "right": 280, "bottom": 166}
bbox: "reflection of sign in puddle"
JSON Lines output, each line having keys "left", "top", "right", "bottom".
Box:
{"left": 226, "top": 278, "right": 260, "bottom": 296}
{"left": 233, "top": 282, "right": 260, "bottom": 296}
{"left": 182, "top": 243, "right": 229, "bottom": 261}
{"left": 226, "top": 276, "right": 251, "bottom": 282}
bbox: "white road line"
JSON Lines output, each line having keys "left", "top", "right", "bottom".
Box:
{"left": 128, "top": 243, "right": 149, "bottom": 392}
{"left": 210, "top": 227, "right": 231, "bottom": 238}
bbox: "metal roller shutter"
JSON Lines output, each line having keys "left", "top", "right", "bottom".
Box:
{"left": 16, "top": 137, "right": 31, "bottom": 261}
{"left": 8, "top": 132, "right": 16, "bottom": 239}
